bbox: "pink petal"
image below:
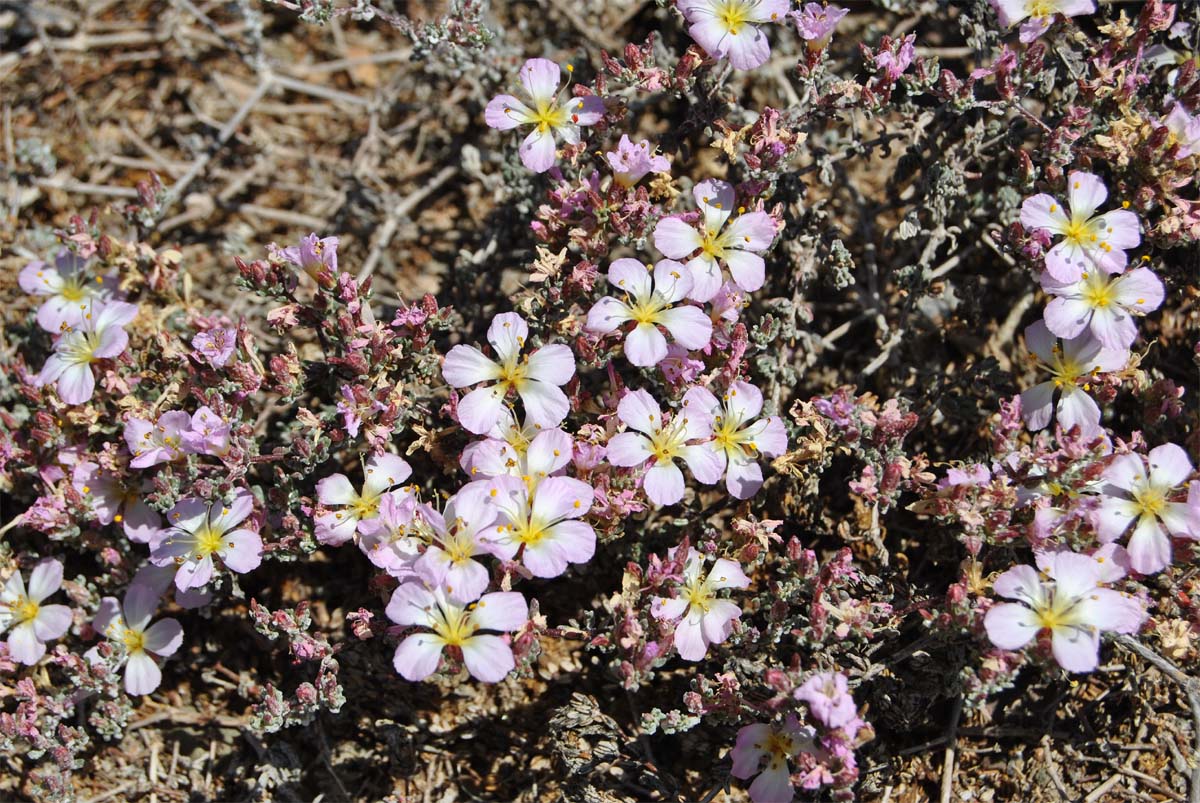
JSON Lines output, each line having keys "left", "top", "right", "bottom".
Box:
{"left": 723, "top": 249, "right": 765, "bottom": 293}
{"left": 1019, "top": 382, "right": 1055, "bottom": 431}
{"left": 673, "top": 613, "right": 708, "bottom": 661}
{"left": 393, "top": 633, "right": 445, "bottom": 681}
{"left": 983, "top": 603, "right": 1040, "bottom": 650}
{"left": 124, "top": 651, "right": 163, "bottom": 695}
{"left": 6, "top": 623, "right": 45, "bottom": 665}
{"left": 461, "top": 634, "right": 515, "bottom": 682}
{"left": 457, "top": 385, "right": 507, "bottom": 435}
{"left": 651, "top": 596, "right": 689, "bottom": 621}
{"left": 653, "top": 217, "right": 703, "bottom": 260}
{"left": 471, "top": 591, "right": 529, "bottom": 632}
{"left": 484, "top": 94, "right": 532, "bottom": 130}
{"left": 1051, "top": 626, "right": 1100, "bottom": 673}
{"left": 725, "top": 25, "right": 772, "bottom": 70}
{"left": 1126, "top": 516, "right": 1171, "bottom": 574}
{"left": 141, "top": 618, "right": 184, "bottom": 656}
{"left": 681, "top": 444, "right": 724, "bottom": 485}
{"left": 726, "top": 453, "right": 765, "bottom": 499}
{"left": 586, "top": 297, "right": 631, "bottom": 335}
{"left": 385, "top": 582, "right": 437, "bottom": 627}
{"left": 700, "top": 599, "right": 741, "bottom": 645}
{"left": 26, "top": 558, "right": 63, "bottom": 602}
{"left": 658, "top": 306, "right": 712, "bottom": 351}
{"left": 519, "top": 128, "right": 557, "bottom": 173}
{"left": 1020, "top": 193, "right": 1069, "bottom": 234}
{"left": 644, "top": 462, "right": 686, "bottom": 506}
{"left": 686, "top": 15, "right": 733, "bottom": 60}
{"left": 1087, "top": 306, "right": 1136, "bottom": 350}
{"left": 1147, "top": 443, "right": 1193, "bottom": 489}
{"left": 544, "top": 520, "right": 595, "bottom": 564}
{"left": 56, "top": 364, "right": 96, "bottom": 405}
{"left": 616, "top": 388, "right": 662, "bottom": 435}
{"left": 1042, "top": 297, "right": 1091, "bottom": 340}
{"left": 525, "top": 343, "right": 575, "bottom": 385}
{"left": 443, "top": 345, "right": 500, "bottom": 387}
{"left": 218, "top": 529, "right": 262, "bottom": 574}
{"left": 652, "top": 259, "right": 693, "bottom": 304}
{"left": 1095, "top": 209, "right": 1140, "bottom": 250}
{"left": 1066, "top": 171, "right": 1107, "bottom": 220}
{"left": 518, "top": 58, "right": 560, "bottom": 104}
{"left": 32, "top": 604, "right": 72, "bottom": 641}
{"left": 517, "top": 380, "right": 570, "bottom": 428}
{"left": 530, "top": 476, "right": 594, "bottom": 522}
{"left": 1093, "top": 496, "right": 1138, "bottom": 542}
{"left": 605, "top": 432, "right": 654, "bottom": 466}
{"left": 1109, "top": 268, "right": 1164, "bottom": 312}
{"left": 624, "top": 322, "right": 669, "bottom": 366}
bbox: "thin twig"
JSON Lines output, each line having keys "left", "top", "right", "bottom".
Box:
{"left": 940, "top": 696, "right": 963, "bottom": 803}
{"left": 358, "top": 165, "right": 458, "bottom": 280}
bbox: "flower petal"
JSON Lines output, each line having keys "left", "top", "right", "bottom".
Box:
{"left": 393, "top": 633, "right": 444, "bottom": 681}
{"left": 461, "top": 634, "right": 516, "bottom": 682}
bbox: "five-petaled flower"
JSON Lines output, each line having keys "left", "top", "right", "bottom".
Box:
{"left": 1164, "top": 104, "right": 1200, "bottom": 159}
{"left": 651, "top": 548, "right": 749, "bottom": 660}
{"left": 605, "top": 135, "right": 671, "bottom": 187}
{"left": 0, "top": 558, "right": 73, "bottom": 665}
{"left": 124, "top": 411, "right": 193, "bottom": 468}
{"left": 315, "top": 453, "right": 413, "bottom": 546}
{"left": 413, "top": 484, "right": 500, "bottom": 603}
{"left": 484, "top": 58, "right": 606, "bottom": 173}
{"left": 730, "top": 715, "right": 814, "bottom": 803}
{"left": 1018, "top": 321, "right": 1127, "bottom": 438}
{"left": 586, "top": 258, "right": 712, "bottom": 367}
{"left": 484, "top": 475, "right": 597, "bottom": 578}
{"left": 387, "top": 583, "right": 528, "bottom": 682}
{"left": 281, "top": 233, "right": 339, "bottom": 280}
{"left": 460, "top": 411, "right": 573, "bottom": 487}
{"left": 790, "top": 2, "right": 848, "bottom": 49}
{"left": 794, "top": 672, "right": 858, "bottom": 729}
{"left": 654, "top": 179, "right": 777, "bottom": 302}
{"left": 1040, "top": 266, "right": 1164, "bottom": 350}
{"left": 1094, "top": 444, "right": 1200, "bottom": 575}
{"left": 606, "top": 388, "right": 722, "bottom": 506}
{"left": 1020, "top": 171, "right": 1140, "bottom": 282}
{"left": 87, "top": 584, "right": 183, "bottom": 695}
{"left": 683, "top": 381, "right": 788, "bottom": 499}
{"left": 442, "top": 312, "right": 576, "bottom": 435}
{"left": 150, "top": 490, "right": 263, "bottom": 591}
{"left": 984, "top": 550, "right": 1145, "bottom": 672}
{"left": 36, "top": 300, "right": 139, "bottom": 405}
{"left": 677, "top": 0, "right": 790, "bottom": 71}
{"left": 19, "top": 250, "right": 110, "bottom": 333}
{"left": 72, "top": 460, "right": 162, "bottom": 543}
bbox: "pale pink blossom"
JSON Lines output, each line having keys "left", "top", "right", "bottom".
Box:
{"left": 657, "top": 344, "right": 705, "bottom": 387}
{"left": 36, "top": 301, "right": 138, "bottom": 405}
{"left": 1020, "top": 172, "right": 1140, "bottom": 282}
{"left": 461, "top": 414, "right": 573, "bottom": 487}
{"left": 730, "top": 716, "right": 813, "bottom": 803}
{"left": 414, "top": 484, "right": 499, "bottom": 603}
{"left": 654, "top": 179, "right": 776, "bottom": 301}
{"left": 794, "top": 672, "right": 857, "bottom": 729}
{"left": 484, "top": 58, "right": 605, "bottom": 173}
{"left": 1040, "top": 267, "right": 1164, "bottom": 349}
{"left": 790, "top": 3, "right": 848, "bottom": 48}
{"left": 19, "top": 250, "right": 110, "bottom": 333}
{"left": 0, "top": 558, "right": 73, "bottom": 665}
{"left": 586, "top": 259, "right": 712, "bottom": 366}
{"left": 682, "top": 381, "right": 788, "bottom": 499}
{"left": 991, "top": 0, "right": 1095, "bottom": 43}
{"left": 357, "top": 492, "right": 424, "bottom": 579}
{"left": 315, "top": 453, "right": 413, "bottom": 546}
{"left": 124, "top": 411, "right": 193, "bottom": 468}
{"left": 676, "top": 0, "right": 790, "bottom": 71}
{"left": 651, "top": 549, "right": 749, "bottom": 660}
{"left": 281, "top": 233, "right": 339, "bottom": 280}
{"left": 72, "top": 460, "right": 162, "bottom": 543}
{"left": 1018, "top": 321, "right": 1127, "bottom": 438}
{"left": 483, "top": 475, "right": 596, "bottom": 578}
{"left": 442, "top": 312, "right": 576, "bottom": 435}
{"left": 387, "top": 583, "right": 528, "bottom": 682}
{"left": 606, "top": 389, "right": 722, "bottom": 506}
{"left": 87, "top": 585, "right": 183, "bottom": 695}
{"left": 1164, "top": 104, "right": 1200, "bottom": 158}
{"left": 1093, "top": 444, "right": 1200, "bottom": 574}
{"left": 191, "top": 327, "right": 237, "bottom": 367}
{"left": 181, "top": 406, "right": 232, "bottom": 457}
{"left": 606, "top": 135, "right": 670, "bottom": 187}
{"left": 150, "top": 490, "right": 262, "bottom": 591}
{"left": 984, "top": 550, "right": 1145, "bottom": 672}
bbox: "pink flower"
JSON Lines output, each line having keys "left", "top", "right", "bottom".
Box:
{"left": 314, "top": 453, "right": 413, "bottom": 546}
{"left": 1040, "top": 267, "right": 1164, "bottom": 350}
{"left": 36, "top": 300, "right": 138, "bottom": 405}
{"left": 357, "top": 492, "right": 423, "bottom": 579}
{"left": 605, "top": 135, "right": 670, "bottom": 187}
{"left": 124, "top": 411, "right": 193, "bottom": 468}
{"left": 483, "top": 475, "right": 596, "bottom": 578}
{"left": 658, "top": 344, "right": 705, "bottom": 387}
{"left": 651, "top": 548, "right": 749, "bottom": 660}
{"left": 730, "top": 716, "right": 813, "bottom": 803}
{"left": 1093, "top": 444, "right": 1200, "bottom": 574}
{"left": 606, "top": 389, "right": 722, "bottom": 506}
{"left": 586, "top": 259, "right": 712, "bottom": 366}
{"left": 1018, "top": 321, "right": 1127, "bottom": 438}
{"left": 87, "top": 585, "right": 183, "bottom": 695}
{"left": 682, "top": 381, "right": 788, "bottom": 499}
{"left": 676, "top": 0, "right": 790, "bottom": 71}
{"left": 991, "top": 0, "right": 1096, "bottom": 43}
{"left": 19, "top": 250, "right": 109, "bottom": 333}
{"left": 442, "top": 312, "right": 576, "bottom": 435}
{"left": 984, "top": 550, "right": 1145, "bottom": 673}
{"left": 1020, "top": 172, "right": 1141, "bottom": 282}
{"left": 150, "top": 490, "right": 262, "bottom": 590}
{"left": 484, "top": 58, "right": 605, "bottom": 173}
{"left": 0, "top": 559, "right": 73, "bottom": 665}
{"left": 387, "top": 583, "right": 528, "bottom": 682}
{"left": 1164, "top": 104, "right": 1200, "bottom": 158}
{"left": 281, "top": 233, "right": 339, "bottom": 280}
{"left": 794, "top": 672, "right": 857, "bottom": 729}
{"left": 461, "top": 415, "right": 573, "bottom": 485}
{"left": 72, "top": 460, "right": 162, "bottom": 543}
{"left": 654, "top": 179, "right": 776, "bottom": 301}
{"left": 790, "top": 3, "right": 848, "bottom": 48}
{"left": 181, "top": 406, "right": 232, "bottom": 457}
{"left": 414, "top": 484, "right": 499, "bottom": 603}
{"left": 191, "top": 327, "right": 237, "bottom": 367}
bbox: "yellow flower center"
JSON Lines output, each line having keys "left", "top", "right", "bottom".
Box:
{"left": 628, "top": 298, "right": 665, "bottom": 326}
{"left": 700, "top": 229, "right": 726, "bottom": 260}
{"left": 194, "top": 525, "right": 226, "bottom": 558}
{"left": 684, "top": 578, "right": 714, "bottom": 611}
{"left": 531, "top": 102, "right": 568, "bottom": 134}
{"left": 1082, "top": 277, "right": 1114, "bottom": 309}
{"left": 1133, "top": 485, "right": 1167, "bottom": 518}
{"left": 499, "top": 358, "right": 529, "bottom": 392}
{"left": 122, "top": 628, "right": 146, "bottom": 653}
{"left": 60, "top": 280, "right": 86, "bottom": 302}
{"left": 351, "top": 493, "right": 380, "bottom": 521}
{"left": 511, "top": 517, "right": 548, "bottom": 547}
{"left": 14, "top": 596, "right": 40, "bottom": 624}
{"left": 716, "top": 0, "right": 751, "bottom": 34}
{"left": 432, "top": 605, "right": 478, "bottom": 647}
{"left": 1027, "top": 0, "right": 1055, "bottom": 17}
